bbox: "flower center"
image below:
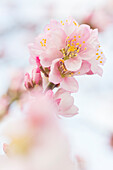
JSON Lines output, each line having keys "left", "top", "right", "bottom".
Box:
{"left": 58, "top": 59, "right": 74, "bottom": 78}
{"left": 60, "top": 36, "right": 87, "bottom": 61}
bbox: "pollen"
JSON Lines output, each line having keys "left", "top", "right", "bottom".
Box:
{"left": 78, "top": 36, "right": 81, "bottom": 38}
{"left": 96, "top": 53, "right": 99, "bottom": 55}
{"left": 47, "top": 28, "right": 50, "bottom": 30}
{"left": 76, "top": 43, "right": 79, "bottom": 45}
{"left": 40, "top": 41, "right": 43, "bottom": 46}
{"left": 77, "top": 49, "right": 80, "bottom": 53}
{"left": 84, "top": 47, "right": 87, "bottom": 50}
{"left": 83, "top": 41, "right": 85, "bottom": 43}
{"left": 66, "top": 20, "right": 68, "bottom": 22}
{"left": 100, "top": 61, "right": 102, "bottom": 63}
{"left": 101, "top": 52, "right": 103, "bottom": 54}
{"left": 74, "top": 36, "right": 76, "bottom": 38}
{"left": 66, "top": 36, "right": 69, "bottom": 39}
{"left": 73, "top": 21, "right": 77, "bottom": 26}
{"left": 59, "top": 59, "right": 64, "bottom": 63}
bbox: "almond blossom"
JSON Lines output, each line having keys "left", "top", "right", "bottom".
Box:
{"left": 29, "top": 17, "right": 106, "bottom": 92}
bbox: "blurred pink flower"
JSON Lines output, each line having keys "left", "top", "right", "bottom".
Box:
{"left": 83, "top": 9, "right": 113, "bottom": 32}
{"left": 10, "top": 70, "right": 24, "bottom": 91}
{"left": 0, "top": 92, "right": 78, "bottom": 170}
{"left": 0, "top": 96, "right": 9, "bottom": 120}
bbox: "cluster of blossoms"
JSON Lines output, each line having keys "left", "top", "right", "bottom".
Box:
{"left": 0, "top": 17, "right": 106, "bottom": 170}
{"left": 25, "top": 17, "right": 106, "bottom": 117}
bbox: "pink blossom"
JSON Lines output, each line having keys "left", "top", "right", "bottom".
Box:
{"left": 83, "top": 9, "right": 113, "bottom": 32}
{"left": 54, "top": 88, "right": 78, "bottom": 117}
{"left": 29, "top": 17, "right": 105, "bottom": 92}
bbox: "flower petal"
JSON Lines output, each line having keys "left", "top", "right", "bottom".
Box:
{"left": 64, "top": 57, "right": 82, "bottom": 72}
{"left": 49, "top": 59, "right": 62, "bottom": 84}
{"left": 60, "top": 77, "right": 79, "bottom": 93}
{"left": 74, "top": 60, "right": 91, "bottom": 75}
{"left": 59, "top": 105, "right": 78, "bottom": 117}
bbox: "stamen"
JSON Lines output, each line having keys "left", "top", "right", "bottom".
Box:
{"left": 73, "top": 21, "right": 77, "bottom": 26}
{"left": 76, "top": 43, "right": 79, "bottom": 45}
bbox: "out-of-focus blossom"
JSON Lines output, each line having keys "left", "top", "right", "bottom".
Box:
{"left": 0, "top": 69, "right": 25, "bottom": 121}
{"left": 10, "top": 70, "right": 24, "bottom": 92}
{"left": 29, "top": 17, "right": 105, "bottom": 92}
{"left": 76, "top": 155, "right": 87, "bottom": 170}
{"left": 54, "top": 88, "right": 78, "bottom": 117}
{"left": 109, "top": 133, "right": 113, "bottom": 149}
{"left": 0, "top": 92, "right": 79, "bottom": 170}
{"left": 83, "top": 9, "right": 113, "bottom": 32}
{"left": 0, "top": 96, "right": 9, "bottom": 120}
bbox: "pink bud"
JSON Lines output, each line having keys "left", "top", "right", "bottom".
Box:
{"left": 24, "top": 73, "right": 33, "bottom": 89}
{"left": 36, "top": 56, "right": 41, "bottom": 67}
{"left": 32, "top": 68, "right": 41, "bottom": 85}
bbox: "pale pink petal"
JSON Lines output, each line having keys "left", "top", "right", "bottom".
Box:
{"left": 49, "top": 59, "right": 62, "bottom": 84}
{"left": 77, "top": 24, "right": 91, "bottom": 41}
{"left": 60, "top": 77, "right": 79, "bottom": 93}
{"left": 60, "top": 105, "right": 78, "bottom": 117}
{"left": 74, "top": 60, "right": 91, "bottom": 75}
{"left": 40, "top": 48, "right": 62, "bottom": 67}
{"left": 64, "top": 57, "right": 82, "bottom": 71}
{"left": 62, "top": 17, "right": 79, "bottom": 36}
{"left": 59, "top": 95, "right": 74, "bottom": 112}
{"left": 46, "top": 28, "right": 66, "bottom": 50}
{"left": 91, "top": 64, "right": 103, "bottom": 76}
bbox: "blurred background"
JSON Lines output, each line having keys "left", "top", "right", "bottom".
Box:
{"left": 0, "top": 0, "right": 113, "bottom": 169}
